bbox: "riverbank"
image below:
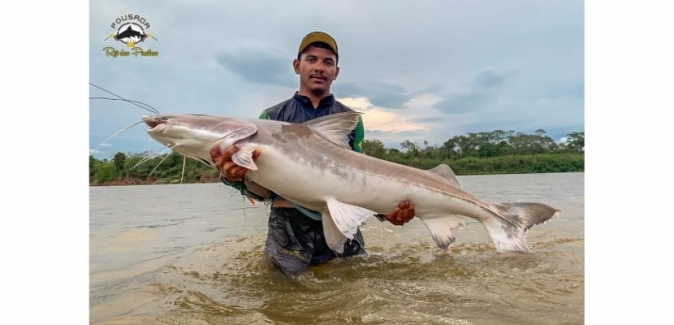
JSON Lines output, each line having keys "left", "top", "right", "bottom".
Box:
{"left": 90, "top": 174, "right": 222, "bottom": 186}
{"left": 89, "top": 153, "right": 584, "bottom": 186}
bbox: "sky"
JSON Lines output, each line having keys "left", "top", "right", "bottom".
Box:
{"left": 89, "top": 0, "right": 584, "bottom": 159}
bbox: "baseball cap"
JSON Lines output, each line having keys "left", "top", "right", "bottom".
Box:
{"left": 298, "top": 31, "right": 338, "bottom": 58}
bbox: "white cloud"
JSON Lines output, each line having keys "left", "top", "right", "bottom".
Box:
{"left": 339, "top": 96, "right": 427, "bottom": 132}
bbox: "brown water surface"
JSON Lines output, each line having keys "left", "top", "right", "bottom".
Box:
{"left": 90, "top": 172, "right": 584, "bottom": 325}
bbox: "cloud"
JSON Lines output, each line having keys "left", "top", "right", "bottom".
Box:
{"left": 411, "top": 117, "right": 445, "bottom": 123}
{"left": 214, "top": 41, "right": 296, "bottom": 88}
{"left": 337, "top": 96, "right": 376, "bottom": 111}
{"left": 337, "top": 97, "right": 426, "bottom": 133}
{"left": 333, "top": 82, "right": 412, "bottom": 108}
{"left": 473, "top": 68, "right": 506, "bottom": 90}
{"left": 434, "top": 67, "right": 510, "bottom": 113}
{"left": 367, "top": 130, "right": 422, "bottom": 137}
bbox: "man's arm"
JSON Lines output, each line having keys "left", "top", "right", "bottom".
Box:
{"left": 218, "top": 110, "right": 272, "bottom": 201}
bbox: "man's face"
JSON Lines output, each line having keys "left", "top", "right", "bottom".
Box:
{"left": 293, "top": 45, "right": 340, "bottom": 96}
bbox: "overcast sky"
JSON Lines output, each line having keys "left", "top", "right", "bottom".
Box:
{"left": 89, "top": 0, "right": 584, "bottom": 159}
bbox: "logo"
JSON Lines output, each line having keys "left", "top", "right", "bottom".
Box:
{"left": 103, "top": 14, "right": 159, "bottom": 58}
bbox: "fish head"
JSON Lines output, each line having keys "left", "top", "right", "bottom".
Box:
{"left": 142, "top": 114, "right": 258, "bottom": 167}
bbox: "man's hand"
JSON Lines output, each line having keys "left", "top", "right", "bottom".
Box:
{"left": 382, "top": 200, "right": 415, "bottom": 226}
{"left": 210, "top": 144, "right": 260, "bottom": 182}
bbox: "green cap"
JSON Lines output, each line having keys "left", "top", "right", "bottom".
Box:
{"left": 298, "top": 31, "right": 338, "bottom": 57}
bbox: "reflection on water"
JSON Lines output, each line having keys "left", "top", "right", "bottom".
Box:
{"left": 90, "top": 172, "right": 584, "bottom": 325}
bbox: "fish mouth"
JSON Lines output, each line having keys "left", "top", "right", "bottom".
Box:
{"left": 142, "top": 115, "right": 168, "bottom": 133}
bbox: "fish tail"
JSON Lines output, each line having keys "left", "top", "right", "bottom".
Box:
{"left": 481, "top": 202, "right": 561, "bottom": 252}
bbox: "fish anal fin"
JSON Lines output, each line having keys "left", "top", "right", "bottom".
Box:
{"left": 321, "top": 210, "right": 347, "bottom": 255}
{"left": 420, "top": 215, "right": 468, "bottom": 251}
{"left": 326, "top": 197, "right": 375, "bottom": 239}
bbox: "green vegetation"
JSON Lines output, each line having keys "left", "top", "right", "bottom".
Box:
{"left": 89, "top": 129, "right": 583, "bottom": 185}
{"left": 89, "top": 151, "right": 219, "bottom": 185}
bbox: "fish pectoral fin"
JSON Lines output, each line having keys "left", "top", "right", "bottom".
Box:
{"left": 219, "top": 121, "right": 258, "bottom": 142}
{"left": 321, "top": 210, "right": 347, "bottom": 255}
{"left": 420, "top": 215, "right": 469, "bottom": 251}
{"left": 231, "top": 142, "right": 260, "bottom": 171}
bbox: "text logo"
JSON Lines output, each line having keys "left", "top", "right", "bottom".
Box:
{"left": 103, "top": 14, "right": 159, "bottom": 58}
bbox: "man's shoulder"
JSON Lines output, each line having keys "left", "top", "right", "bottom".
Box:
{"left": 265, "top": 97, "right": 294, "bottom": 112}
{"left": 261, "top": 98, "right": 293, "bottom": 120}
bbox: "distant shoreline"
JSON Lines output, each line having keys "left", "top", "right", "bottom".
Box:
{"left": 89, "top": 174, "right": 222, "bottom": 187}
{"left": 89, "top": 169, "right": 584, "bottom": 187}
{"left": 91, "top": 130, "right": 584, "bottom": 186}
{"left": 90, "top": 139, "right": 584, "bottom": 187}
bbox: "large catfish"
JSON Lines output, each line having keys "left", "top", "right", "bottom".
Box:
{"left": 142, "top": 112, "right": 560, "bottom": 254}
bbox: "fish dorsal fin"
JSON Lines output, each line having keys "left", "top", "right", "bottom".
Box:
{"left": 427, "top": 164, "right": 463, "bottom": 188}
{"left": 302, "top": 112, "right": 362, "bottom": 149}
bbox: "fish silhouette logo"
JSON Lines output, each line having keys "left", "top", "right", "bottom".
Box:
{"left": 105, "top": 14, "right": 158, "bottom": 48}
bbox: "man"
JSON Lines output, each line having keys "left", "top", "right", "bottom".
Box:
{"left": 215, "top": 31, "right": 415, "bottom": 275}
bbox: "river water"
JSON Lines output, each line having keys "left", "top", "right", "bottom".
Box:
{"left": 90, "top": 172, "right": 584, "bottom": 325}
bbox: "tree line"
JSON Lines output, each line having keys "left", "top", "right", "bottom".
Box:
{"left": 89, "top": 129, "right": 584, "bottom": 185}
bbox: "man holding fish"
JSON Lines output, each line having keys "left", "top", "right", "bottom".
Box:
{"left": 217, "top": 31, "right": 416, "bottom": 274}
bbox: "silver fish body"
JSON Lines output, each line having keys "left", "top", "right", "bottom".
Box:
{"left": 142, "top": 112, "right": 560, "bottom": 254}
